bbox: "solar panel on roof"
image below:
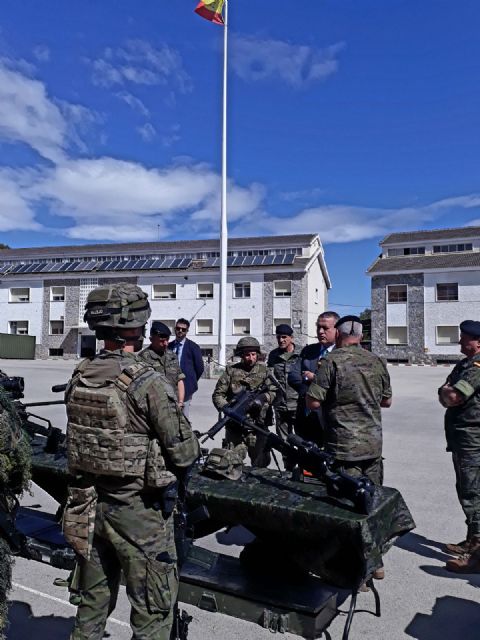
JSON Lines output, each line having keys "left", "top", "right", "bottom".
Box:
{"left": 263, "top": 255, "right": 275, "bottom": 265}
{"left": 120, "top": 260, "right": 135, "bottom": 270}
{"left": 273, "top": 255, "right": 284, "bottom": 265}
{"left": 179, "top": 258, "right": 192, "bottom": 269}
{"left": 23, "top": 263, "right": 39, "bottom": 273}
{"left": 252, "top": 256, "right": 263, "bottom": 266}
{"left": 65, "top": 262, "right": 81, "bottom": 271}
{"left": 227, "top": 257, "right": 234, "bottom": 267}
{"left": 97, "top": 261, "right": 112, "bottom": 271}
{"left": 284, "top": 253, "right": 295, "bottom": 264}
{"left": 203, "top": 257, "right": 218, "bottom": 268}
{"left": 242, "top": 256, "right": 255, "bottom": 266}
{"left": 57, "top": 262, "right": 70, "bottom": 271}
{"left": 170, "top": 258, "right": 182, "bottom": 269}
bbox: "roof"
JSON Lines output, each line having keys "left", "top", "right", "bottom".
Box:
{"left": 380, "top": 226, "right": 480, "bottom": 245}
{"left": 0, "top": 234, "right": 318, "bottom": 259}
{"left": 368, "top": 251, "right": 480, "bottom": 275}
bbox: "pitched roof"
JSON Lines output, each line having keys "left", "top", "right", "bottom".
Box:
{"left": 0, "top": 234, "right": 317, "bottom": 259}
{"left": 367, "top": 251, "right": 480, "bottom": 275}
{"left": 380, "top": 226, "right": 480, "bottom": 245}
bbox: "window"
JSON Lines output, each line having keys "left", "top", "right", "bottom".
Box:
{"left": 152, "top": 284, "right": 176, "bottom": 299}
{"left": 387, "top": 285, "right": 407, "bottom": 303}
{"left": 9, "top": 321, "right": 29, "bottom": 335}
{"left": 433, "top": 243, "right": 473, "bottom": 253}
{"left": 233, "top": 318, "right": 251, "bottom": 335}
{"left": 233, "top": 282, "right": 251, "bottom": 298}
{"left": 387, "top": 326, "right": 407, "bottom": 345}
{"left": 151, "top": 319, "right": 175, "bottom": 334}
{"left": 49, "top": 348, "right": 64, "bottom": 357}
{"left": 49, "top": 320, "right": 64, "bottom": 335}
{"left": 436, "top": 326, "right": 459, "bottom": 345}
{"left": 436, "top": 283, "right": 458, "bottom": 302}
{"left": 387, "top": 247, "right": 425, "bottom": 256}
{"left": 9, "top": 288, "right": 30, "bottom": 303}
{"left": 197, "top": 283, "right": 214, "bottom": 299}
{"left": 196, "top": 319, "right": 213, "bottom": 335}
{"left": 274, "top": 318, "right": 291, "bottom": 332}
{"left": 274, "top": 281, "right": 292, "bottom": 297}
{"left": 50, "top": 286, "right": 65, "bottom": 302}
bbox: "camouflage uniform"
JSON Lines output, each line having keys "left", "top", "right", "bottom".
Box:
{"left": 66, "top": 350, "right": 199, "bottom": 640}
{"left": 138, "top": 346, "right": 185, "bottom": 398}
{"left": 307, "top": 345, "right": 392, "bottom": 485}
{"left": 0, "top": 388, "right": 31, "bottom": 639}
{"left": 212, "top": 362, "right": 275, "bottom": 467}
{"left": 441, "top": 354, "right": 480, "bottom": 542}
{"left": 267, "top": 347, "right": 299, "bottom": 469}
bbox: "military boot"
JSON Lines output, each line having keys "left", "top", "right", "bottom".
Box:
{"left": 444, "top": 539, "right": 473, "bottom": 556}
{"left": 446, "top": 541, "right": 480, "bottom": 573}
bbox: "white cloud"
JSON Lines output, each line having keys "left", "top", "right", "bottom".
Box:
{"left": 161, "top": 124, "right": 181, "bottom": 148}
{"left": 231, "top": 36, "right": 344, "bottom": 88}
{"left": 0, "top": 171, "right": 40, "bottom": 232}
{"left": 0, "top": 59, "right": 101, "bottom": 162}
{"left": 33, "top": 45, "right": 50, "bottom": 63}
{"left": 116, "top": 91, "right": 150, "bottom": 117}
{"left": 91, "top": 39, "right": 192, "bottom": 94}
{"left": 0, "top": 61, "right": 67, "bottom": 162}
{"left": 137, "top": 122, "right": 156, "bottom": 142}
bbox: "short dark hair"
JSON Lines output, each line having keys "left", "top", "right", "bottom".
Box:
{"left": 176, "top": 318, "right": 190, "bottom": 328}
{"left": 318, "top": 311, "right": 340, "bottom": 322}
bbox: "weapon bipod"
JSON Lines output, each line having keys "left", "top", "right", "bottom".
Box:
{"left": 340, "top": 577, "right": 381, "bottom": 640}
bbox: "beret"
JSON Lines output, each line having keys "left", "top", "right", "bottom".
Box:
{"left": 275, "top": 323, "right": 293, "bottom": 336}
{"left": 459, "top": 320, "right": 480, "bottom": 338}
{"left": 150, "top": 321, "right": 171, "bottom": 337}
{"left": 335, "top": 315, "right": 362, "bottom": 329}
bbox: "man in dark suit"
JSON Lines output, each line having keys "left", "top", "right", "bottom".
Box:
{"left": 288, "top": 311, "right": 339, "bottom": 443}
{"left": 168, "top": 317, "right": 204, "bottom": 417}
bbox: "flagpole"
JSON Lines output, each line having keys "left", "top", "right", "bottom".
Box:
{"left": 218, "top": 0, "right": 228, "bottom": 367}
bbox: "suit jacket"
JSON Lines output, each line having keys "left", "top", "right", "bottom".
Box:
{"left": 168, "top": 338, "right": 204, "bottom": 400}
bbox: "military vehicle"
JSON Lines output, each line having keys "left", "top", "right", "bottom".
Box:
{"left": 1, "top": 373, "right": 415, "bottom": 640}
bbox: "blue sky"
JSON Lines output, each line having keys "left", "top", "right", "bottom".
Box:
{"left": 0, "top": 0, "right": 479, "bottom": 314}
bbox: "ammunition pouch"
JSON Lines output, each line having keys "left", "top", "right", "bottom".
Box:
{"left": 62, "top": 486, "right": 97, "bottom": 560}
{"left": 202, "top": 445, "right": 247, "bottom": 481}
{"left": 145, "top": 439, "right": 176, "bottom": 489}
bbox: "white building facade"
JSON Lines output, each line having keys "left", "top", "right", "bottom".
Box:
{"left": 0, "top": 234, "right": 331, "bottom": 360}
{"left": 368, "top": 226, "right": 480, "bottom": 363}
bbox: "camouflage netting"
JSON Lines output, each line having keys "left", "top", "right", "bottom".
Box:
{"left": 187, "top": 467, "right": 416, "bottom": 589}
{"left": 0, "top": 387, "right": 31, "bottom": 639}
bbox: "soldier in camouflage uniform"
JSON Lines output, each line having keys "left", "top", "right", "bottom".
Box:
{"left": 0, "top": 386, "right": 31, "bottom": 639}
{"left": 64, "top": 283, "right": 199, "bottom": 640}
{"left": 138, "top": 321, "right": 186, "bottom": 407}
{"left": 306, "top": 315, "right": 392, "bottom": 486}
{"left": 212, "top": 337, "right": 276, "bottom": 467}
{"left": 439, "top": 320, "right": 480, "bottom": 573}
{"left": 267, "top": 324, "right": 300, "bottom": 469}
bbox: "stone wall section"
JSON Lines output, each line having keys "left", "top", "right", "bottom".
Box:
{"left": 371, "top": 273, "right": 461, "bottom": 364}
{"left": 263, "top": 272, "right": 307, "bottom": 355}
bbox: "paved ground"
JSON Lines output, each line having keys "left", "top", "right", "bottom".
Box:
{"left": 4, "top": 359, "right": 480, "bottom": 639}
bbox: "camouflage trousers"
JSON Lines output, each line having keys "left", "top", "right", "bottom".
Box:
{"left": 224, "top": 422, "right": 271, "bottom": 468}
{"left": 452, "top": 451, "right": 480, "bottom": 539}
{"left": 70, "top": 493, "right": 178, "bottom": 640}
{"left": 0, "top": 538, "right": 12, "bottom": 640}
{"left": 274, "top": 408, "right": 296, "bottom": 470}
{"left": 330, "top": 457, "right": 384, "bottom": 486}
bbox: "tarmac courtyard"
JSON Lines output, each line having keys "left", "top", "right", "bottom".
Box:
{"left": 3, "top": 359, "right": 480, "bottom": 640}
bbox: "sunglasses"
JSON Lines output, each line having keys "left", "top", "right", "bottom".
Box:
{"left": 175, "top": 326, "right": 188, "bottom": 332}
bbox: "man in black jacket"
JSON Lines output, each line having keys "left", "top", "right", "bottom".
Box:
{"left": 288, "top": 311, "right": 339, "bottom": 443}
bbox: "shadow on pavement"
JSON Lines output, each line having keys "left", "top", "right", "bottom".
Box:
{"left": 395, "top": 531, "right": 451, "bottom": 561}
{"left": 405, "top": 595, "right": 480, "bottom": 639}
{"left": 420, "top": 563, "right": 480, "bottom": 588}
{"left": 7, "top": 601, "right": 74, "bottom": 639}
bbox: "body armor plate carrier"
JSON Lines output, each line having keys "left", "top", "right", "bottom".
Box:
{"left": 67, "top": 361, "right": 159, "bottom": 479}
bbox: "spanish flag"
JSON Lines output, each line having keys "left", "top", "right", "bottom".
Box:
{"left": 194, "top": 0, "right": 225, "bottom": 25}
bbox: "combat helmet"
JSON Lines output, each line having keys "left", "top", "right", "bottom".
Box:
{"left": 84, "top": 283, "right": 151, "bottom": 339}
{"left": 234, "top": 336, "right": 261, "bottom": 356}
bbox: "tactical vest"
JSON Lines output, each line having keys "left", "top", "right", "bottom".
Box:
{"left": 67, "top": 360, "right": 163, "bottom": 481}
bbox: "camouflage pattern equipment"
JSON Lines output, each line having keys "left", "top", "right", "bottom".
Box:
{"left": 0, "top": 387, "right": 31, "bottom": 639}
{"left": 138, "top": 346, "right": 185, "bottom": 395}
{"left": 308, "top": 344, "right": 392, "bottom": 461}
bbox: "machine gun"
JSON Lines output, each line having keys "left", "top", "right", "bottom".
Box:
{"left": 202, "top": 399, "right": 375, "bottom": 515}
